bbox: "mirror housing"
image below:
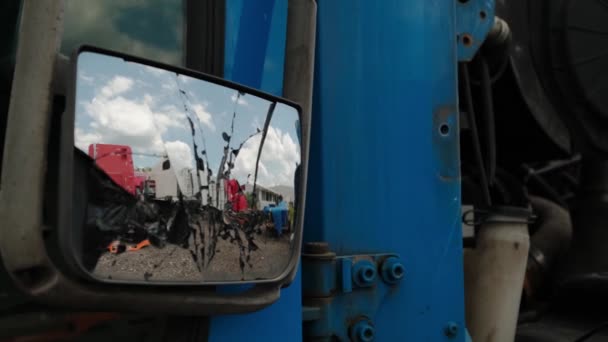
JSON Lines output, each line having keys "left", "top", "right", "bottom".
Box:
{"left": 0, "top": 45, "right": 308, "bottom": 315}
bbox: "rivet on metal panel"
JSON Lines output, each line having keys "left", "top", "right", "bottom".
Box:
{"left": 444, "top": 321, "right": 459, "bottom": 339}
{"left": 352, "top": 260, "right": 377, "bottom": 287}
{"left": 455, "top": 0, "right": 495, "bottom": 61}
{"left": 380, "top": 256, "right": 405, "bottom": 285}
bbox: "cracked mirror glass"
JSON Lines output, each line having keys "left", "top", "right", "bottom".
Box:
{"left": 73, "top": 51, "right": 301, "bottom": 283}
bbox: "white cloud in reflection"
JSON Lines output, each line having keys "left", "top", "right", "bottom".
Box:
{"left": 77, "top": 75, "right": 175, "bottom": 155}
{"left": 100, "top": 75, "right": 133, "bottom": 98}
{"left": 79, "top": 71, "right": 94, "bottom": 84}
{"left": 231, "top": 126, "right": 300, "bottom": 188}
{"left": 192, "top": 103, "right": 216, "bottom": 132}
{"left": 231, "top": 93, "right": 249, "bottom": 107}
{"left": 165, "top": 140, "right": 194, "bottom": 171}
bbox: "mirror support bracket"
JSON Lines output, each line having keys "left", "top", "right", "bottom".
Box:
{"left": 0, "top": 0, "right": 64, "bottom": 277}
{"left": 281, "top": 0, "right": 317, "bottom": 285}
{"left": 301, "top": 243, "right": 403, "bottom": 340}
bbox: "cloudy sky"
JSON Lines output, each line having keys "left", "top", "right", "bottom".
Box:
{"left": 75, "top": 52, "right": 300, "bottom": 193}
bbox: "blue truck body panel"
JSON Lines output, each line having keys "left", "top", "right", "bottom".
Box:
{"left": 214, "top": 0, "right": 469, "bottom": 340}
{"left": 305, "top": 1, "right": 465, "bottom": 340}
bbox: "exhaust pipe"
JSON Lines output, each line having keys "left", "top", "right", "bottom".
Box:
{"left": 465, "top": 207, "right": 531, "bottom": 342}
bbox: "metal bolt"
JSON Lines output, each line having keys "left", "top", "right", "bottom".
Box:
{"left": 350, "top": 320, "right": 375, "bottom": 342}
{"left": 444, "top": 322, "right": 459, "bottom": 339}
{"left": 352, "top": 260, "right": 377, "bottom": 287}
{"left": 381, "top": 257, "right": 405, "bottom": 284}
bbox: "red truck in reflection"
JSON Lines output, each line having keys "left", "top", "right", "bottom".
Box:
{"left": 88, "top": 143, "right": 154, "bottom": 197}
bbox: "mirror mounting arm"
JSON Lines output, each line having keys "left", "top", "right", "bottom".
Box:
{"left": 0, "top": 0, "right": 64, "bottom": 280}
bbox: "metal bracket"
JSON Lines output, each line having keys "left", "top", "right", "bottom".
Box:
{"left": 455, "top": 0, "right": 495, "bottom": 61}
{"left": 301, "top": 243, "right": 404, "bottom": 341}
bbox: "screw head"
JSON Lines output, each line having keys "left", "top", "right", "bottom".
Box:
{"left": 381, "top": 257, "right": 405, "bottom": 284}
{"left": 352, "top": 260, "right": 377, "bottom": 287}
{"left": 444, "top": 322, "right": 459, "bottom": 339}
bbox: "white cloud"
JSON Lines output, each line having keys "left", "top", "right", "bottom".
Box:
{"left": 231, "top": 93, "right": 249, "bottom": 107}
{"left": 178, "top": 75, "right": 193, "bottom": 84}
{"left": 162, "top": 82, "right": 177, "bottom": 92}
{"left": 165, "top": 140, "right": 194, "bottom": 172}
{"left": 100, "top": 75, "right": 133, "bottom": 98}
{"left": 231, "top": 126, "right": 300, "bottom": 187}
{"left": 153, "top": 105, "right": 187, "bottom": 131}
{"left": 75, "top": 77, "right": 186, "bottom": 158}
{"left": 192, "top": 103, "right": 216, "bottom": 131}
{"left": 79, "top": 71, "right": 94, "bottom": 84}
{"left": 74, "top": 127, "right": 101, "bottom": 152}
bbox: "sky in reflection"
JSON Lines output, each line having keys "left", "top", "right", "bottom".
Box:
{"left": 75, "top": 52, "right": 300, "bottom": 191}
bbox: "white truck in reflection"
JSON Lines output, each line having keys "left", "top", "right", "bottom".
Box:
{"left": 148, "top": 157, "right": 292, "bottom": 211}
{"left": 147, "top": 158, "right": 225, "bottom": 206}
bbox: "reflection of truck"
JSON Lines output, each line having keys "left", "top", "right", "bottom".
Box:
{"left": 88, "top": 143, "right": 139, "bottom": 195}
{"left": 88, "top": 143, "right": 155, "bottom": 198}
{"left": 149, "top": 158, "right": 222, "bottom": 205}
{"left": 134, "top": 171, "right": 155, "bottom": 198}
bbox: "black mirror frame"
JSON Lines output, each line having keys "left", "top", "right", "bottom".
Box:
{"left": 0, "top": 44, "right": 309, "bottom": 315}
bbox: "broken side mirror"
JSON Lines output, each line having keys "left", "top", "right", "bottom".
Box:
{"left": 59, "top": 46, "right": 304, "bottom": 285}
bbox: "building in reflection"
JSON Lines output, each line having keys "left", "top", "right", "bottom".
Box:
{"left": 244, "top": 184, "right": 282, "bottom": 209}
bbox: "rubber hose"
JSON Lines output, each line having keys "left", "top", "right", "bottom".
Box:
{"left": 529, "top": 196, "right": 572, "bottom": 272}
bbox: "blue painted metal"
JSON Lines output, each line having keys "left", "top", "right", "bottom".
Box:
{"left": 224, "top": 0, "right": 287, "bottom": 96}
{"left": 455, "top": 0, "right": 495, "bottom": 61}
{"left": 305, "top": 0, "right": 476, "bottom": 340}
{"left": 341, "top": 258, "right": 353, "bottom": 293}
{"left": 210, "top": 267, "right": 302, "bottom": 341}
{"left": 208, "top": 0, "right": 301, "bottom": 341}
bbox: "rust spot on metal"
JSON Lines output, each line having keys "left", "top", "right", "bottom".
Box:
{"left": 462, "top": 34, "right": 474, "bottom": 47}
{"left": 433, "top": 105, "right": 460, "bottom": 182}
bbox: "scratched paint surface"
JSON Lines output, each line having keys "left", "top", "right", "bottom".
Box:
{"left": 211, "top": 0, "right": 465, "bottom": 340}
{"left": 305, "top": 1, "right": 464, "bottom": 340}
